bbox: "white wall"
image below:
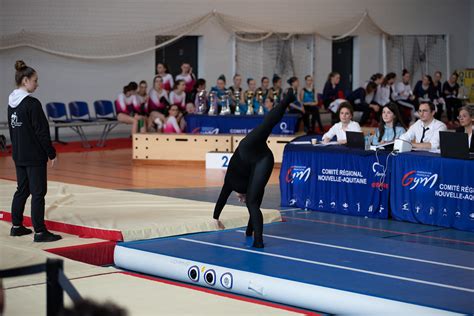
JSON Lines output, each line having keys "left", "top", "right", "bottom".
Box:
{"left": 1, "top": 0, "right": 473, "bottom": 130}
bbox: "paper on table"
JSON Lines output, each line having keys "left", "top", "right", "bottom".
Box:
{"left": 291, "top": 141, "right": 311, "bottom": 145}
{"left": 314, "top": 141, "right": 339, "bottom": 146}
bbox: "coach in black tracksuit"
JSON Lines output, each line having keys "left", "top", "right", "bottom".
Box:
{"left": 8, "top": 60, "right": 61, "bottom": 242}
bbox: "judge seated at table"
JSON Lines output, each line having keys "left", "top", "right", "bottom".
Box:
{"left": 399, "top": 101, "right": 447, "bottom": 150}
{"left": 322, "top": 102, "right": 361, "bottom": 144}
{"left": 456, "top": 105, "right": 474, "bottom": 152}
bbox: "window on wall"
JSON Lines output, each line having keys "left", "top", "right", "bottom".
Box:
{"left": 235, "top": 34, "right": 315, "bottom": 87}
{"left": 386, "top": 35, "right": 447, "bottom": 81}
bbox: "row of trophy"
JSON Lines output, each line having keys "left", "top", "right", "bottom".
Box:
{"left": 197, "top": 89, "right": 276, "bottom": 115}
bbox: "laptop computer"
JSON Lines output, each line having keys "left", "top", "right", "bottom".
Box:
{"left": 439, "top": 131, "right": 474, "bottom": 160}
{"left": 346, "top": 131, "right": 365, "bottom": 149}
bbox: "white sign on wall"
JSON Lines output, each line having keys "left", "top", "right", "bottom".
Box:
{"left": 206, "top": 152, "right": 233, "bottom": 169}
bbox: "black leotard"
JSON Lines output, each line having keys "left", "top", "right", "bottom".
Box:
{"left": 213, "top": 91, "right": 294, "bottom": 247}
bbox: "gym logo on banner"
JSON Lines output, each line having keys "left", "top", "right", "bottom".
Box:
{"left": 192, "top": 127, "right": 219, "bottom": 134}
{"left": 286, "top": 166, "right": 311, "bottom": 183}
{"left": 401, "top": 170, "right": 438, "bottom": 190}
{"left": 279, "top": 122, "right": 291, "bottom": 134}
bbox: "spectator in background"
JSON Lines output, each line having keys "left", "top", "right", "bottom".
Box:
{"left": 156, "top": 63, "right": 174, "bottom": 92}
{"left": 162, "top": 104, "right": 185, "bottom": 133}
{"left": 169, "top": 79, "right": 187, "bottom": 113}
{"left": 147, "top": 75, "right": 169, "bottom": 130}
{"left": 346, "top": 81, "right": 379, "bottom": 126}
{"left": 414, "top": 75, "right": 436, "bottom": 103}
{"left": 443, "top": 72, "right": 462, "bottom": 127}
{"left": 242, "top": 78, "right": 258, "bottom": 114}
{"left": 269, "top": 74, "right": 283, "bottom": 106}
{"left": 256, "top": 76, "right": 270, "bottom": 110}
{"left": 299, "top": 75, "right": 324, "bottom": 134}
{"left": 175, "top": 62, "right": 196, "bottom": 97}
{"left": 456, "top": 105, "right": 474, "bottom": 152}
{"left": 369, "top": 73, "right": 384, "bottom": 86}
{"left": 229, "top": 74, "right": 244, "bottom": 113}
{"left": 322, "top": 102, "right": 361, "bottom": 144}
{"left": 372, "top": 102, "right": 406, "bottom": 145}
{"left": 414, "top": 75, "right": 440, "bottom": 119}
{"left": 433, "top": 71, "right": 443, "bottom": 97}
{"left": 433, "top": 71, "right": 445, "bottom": 117}
{"left": 263, "top": 94, "right": 274, "bottom": 112}
{"left": 115, "top": 82, "right": 146, "bottom": 134}
{"left": 374, "top": 72, "right": 396, "bottom": 107}
{"left": 399, "top": 101, "right": 447, "bottom": 150}
{"left": 393, "top": 69, "right": 416, "bottom": 125}
{"left": 322, "top": 72, "right": 344, "bottom": 124}
{"left": 286, "top": 77, "right": 305, "bottom": 131}
{"left": 190, "top": 78, "right": 207, "bottom": 113}
{"left": 136, "top": 80, "right": 148, "bottom": 110}
{"left": 322, "top": 72, "right": 344, "bottom": 108}
{"left": 210, "top": 75, "right": 227, "bottom": 113}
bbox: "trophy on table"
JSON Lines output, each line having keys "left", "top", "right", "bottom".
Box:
{"left": 220, "top": 90, "right": 232, "bottom": 115}
{"left": 197, "top": 90, "right": 207, "bottom": 114}
{"left": 257, "top": 90, "right": 264, "bottom": 115}
{"left": 273, "top": 90, "right": 280, "bottom": 106}
{"left": 245, "top": 90, "right": 254, "bottom": 115}
{"left": 208, "top": 91, "right": 217, "bottom": 115}
{"left": 234, "top": 90, "right": 241, "bottom": 115}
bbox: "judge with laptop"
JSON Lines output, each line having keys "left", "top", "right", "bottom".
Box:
{"left": 399, "top": 101, "right": 447, "bottom": 149}
{"left": 322, "top": 102, "right": 361, "bottom": 144}
{"left": 456, "top": 105, "right": 474, "bottom": 152}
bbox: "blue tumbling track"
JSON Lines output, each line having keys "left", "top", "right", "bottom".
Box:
{"left": 117, "top": 218, "right": 474, "bottom": 314}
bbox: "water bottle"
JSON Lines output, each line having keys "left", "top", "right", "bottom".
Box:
{"left": 364, "top": 133, "right": 371, "bottom": 150}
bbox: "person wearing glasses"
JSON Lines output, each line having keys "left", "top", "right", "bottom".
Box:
{"left": 399, "top": 101, "right": 447, "bottom": 149}
{"left": 456, "top": 105, "right": 474, "bottom": 152}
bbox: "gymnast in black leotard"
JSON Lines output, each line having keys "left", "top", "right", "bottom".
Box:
{"left": 213, "top": 90, "right": 295, "bottom": 248}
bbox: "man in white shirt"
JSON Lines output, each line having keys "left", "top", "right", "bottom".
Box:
{"left": 399, "top": 102, "right": 447, "bottom": 149}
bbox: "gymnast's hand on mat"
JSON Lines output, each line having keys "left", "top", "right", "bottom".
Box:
{"left": 236, "top": 193, "right": 246, "bottom": 203}
{"left": 215, "top": 219, "right": 225, "bottom": 230}
{"left": 50, "top": 157, "right": 57, "bottom": 168}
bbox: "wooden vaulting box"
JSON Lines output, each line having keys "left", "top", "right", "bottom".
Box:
{"left": 133, "top": 134, "right": 232, "bottom": 162}
{"left": 232, "top": 135, "right": 295, "bottom": 164}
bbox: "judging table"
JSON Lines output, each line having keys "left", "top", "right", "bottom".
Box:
{"left": 280, "top": 136, "right": 391, "bottom": 219}
{"left": 185, "top": 114, "right": 299, "bottom": 134}
{"left": 280, "top": 135, "right": 474, "bottom": 231}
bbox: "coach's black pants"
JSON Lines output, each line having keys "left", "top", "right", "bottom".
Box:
{"left": 11, "top": 164, "right": 48, "bottom": 233}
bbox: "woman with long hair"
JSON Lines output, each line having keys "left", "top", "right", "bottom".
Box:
{"left": 372, "top": 102, "right": 407, "bottom": 145}
{"left": 8, "top": 60, "right": 61, "bottom": 242}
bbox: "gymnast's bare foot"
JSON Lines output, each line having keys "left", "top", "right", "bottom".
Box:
{"left": 245, "top": 225, "right": 253, "bottom": 237}
{"left": 215, "top": 219, "right": 225, "bottom": 230}
{"left": 252, "top": 235, "right": 264, "bottom": 248}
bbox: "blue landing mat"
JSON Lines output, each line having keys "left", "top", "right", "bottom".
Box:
{"left": 116, "top": 222, "right": 474, "bottom": 314}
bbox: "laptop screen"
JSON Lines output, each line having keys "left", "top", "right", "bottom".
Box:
{"left": 346, "top": 131, "right": 365, "bottom": 149}
{"left": 439, "top": 131, "right": 470, "bottom": 159}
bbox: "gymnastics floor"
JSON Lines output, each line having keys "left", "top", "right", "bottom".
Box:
{"left": 115, "top": 210, "right": 474, "bottom": 315}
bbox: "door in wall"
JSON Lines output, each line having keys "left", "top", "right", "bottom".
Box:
{"left": 156, "top": 36, "right": 199, "bottom": 78}
{"left": 332, "top": 37, "right": 353, "bottom": 94}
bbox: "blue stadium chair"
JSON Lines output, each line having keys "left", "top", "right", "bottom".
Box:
{"left": 45, "top": 102, "right": 71, "bottom": 122}
{"left": 93, "top": 100, "right": 116, "bottom": 120}
{"left": 68, "top": 101, "right": 93, "bottom": 121}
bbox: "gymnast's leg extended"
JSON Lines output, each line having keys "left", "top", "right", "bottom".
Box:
{"left": 245, "top": 153, "right": 274, "bottom": 248}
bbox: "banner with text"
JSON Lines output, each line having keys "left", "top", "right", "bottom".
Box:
{"left": 185, "top": 114, "right": 298, "bottom": 135}
{"left": 280, "top": 145, "right": 390, "bottom": 218}
{"left": 391, "top": 152, "right": 474, "bottom": 232}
